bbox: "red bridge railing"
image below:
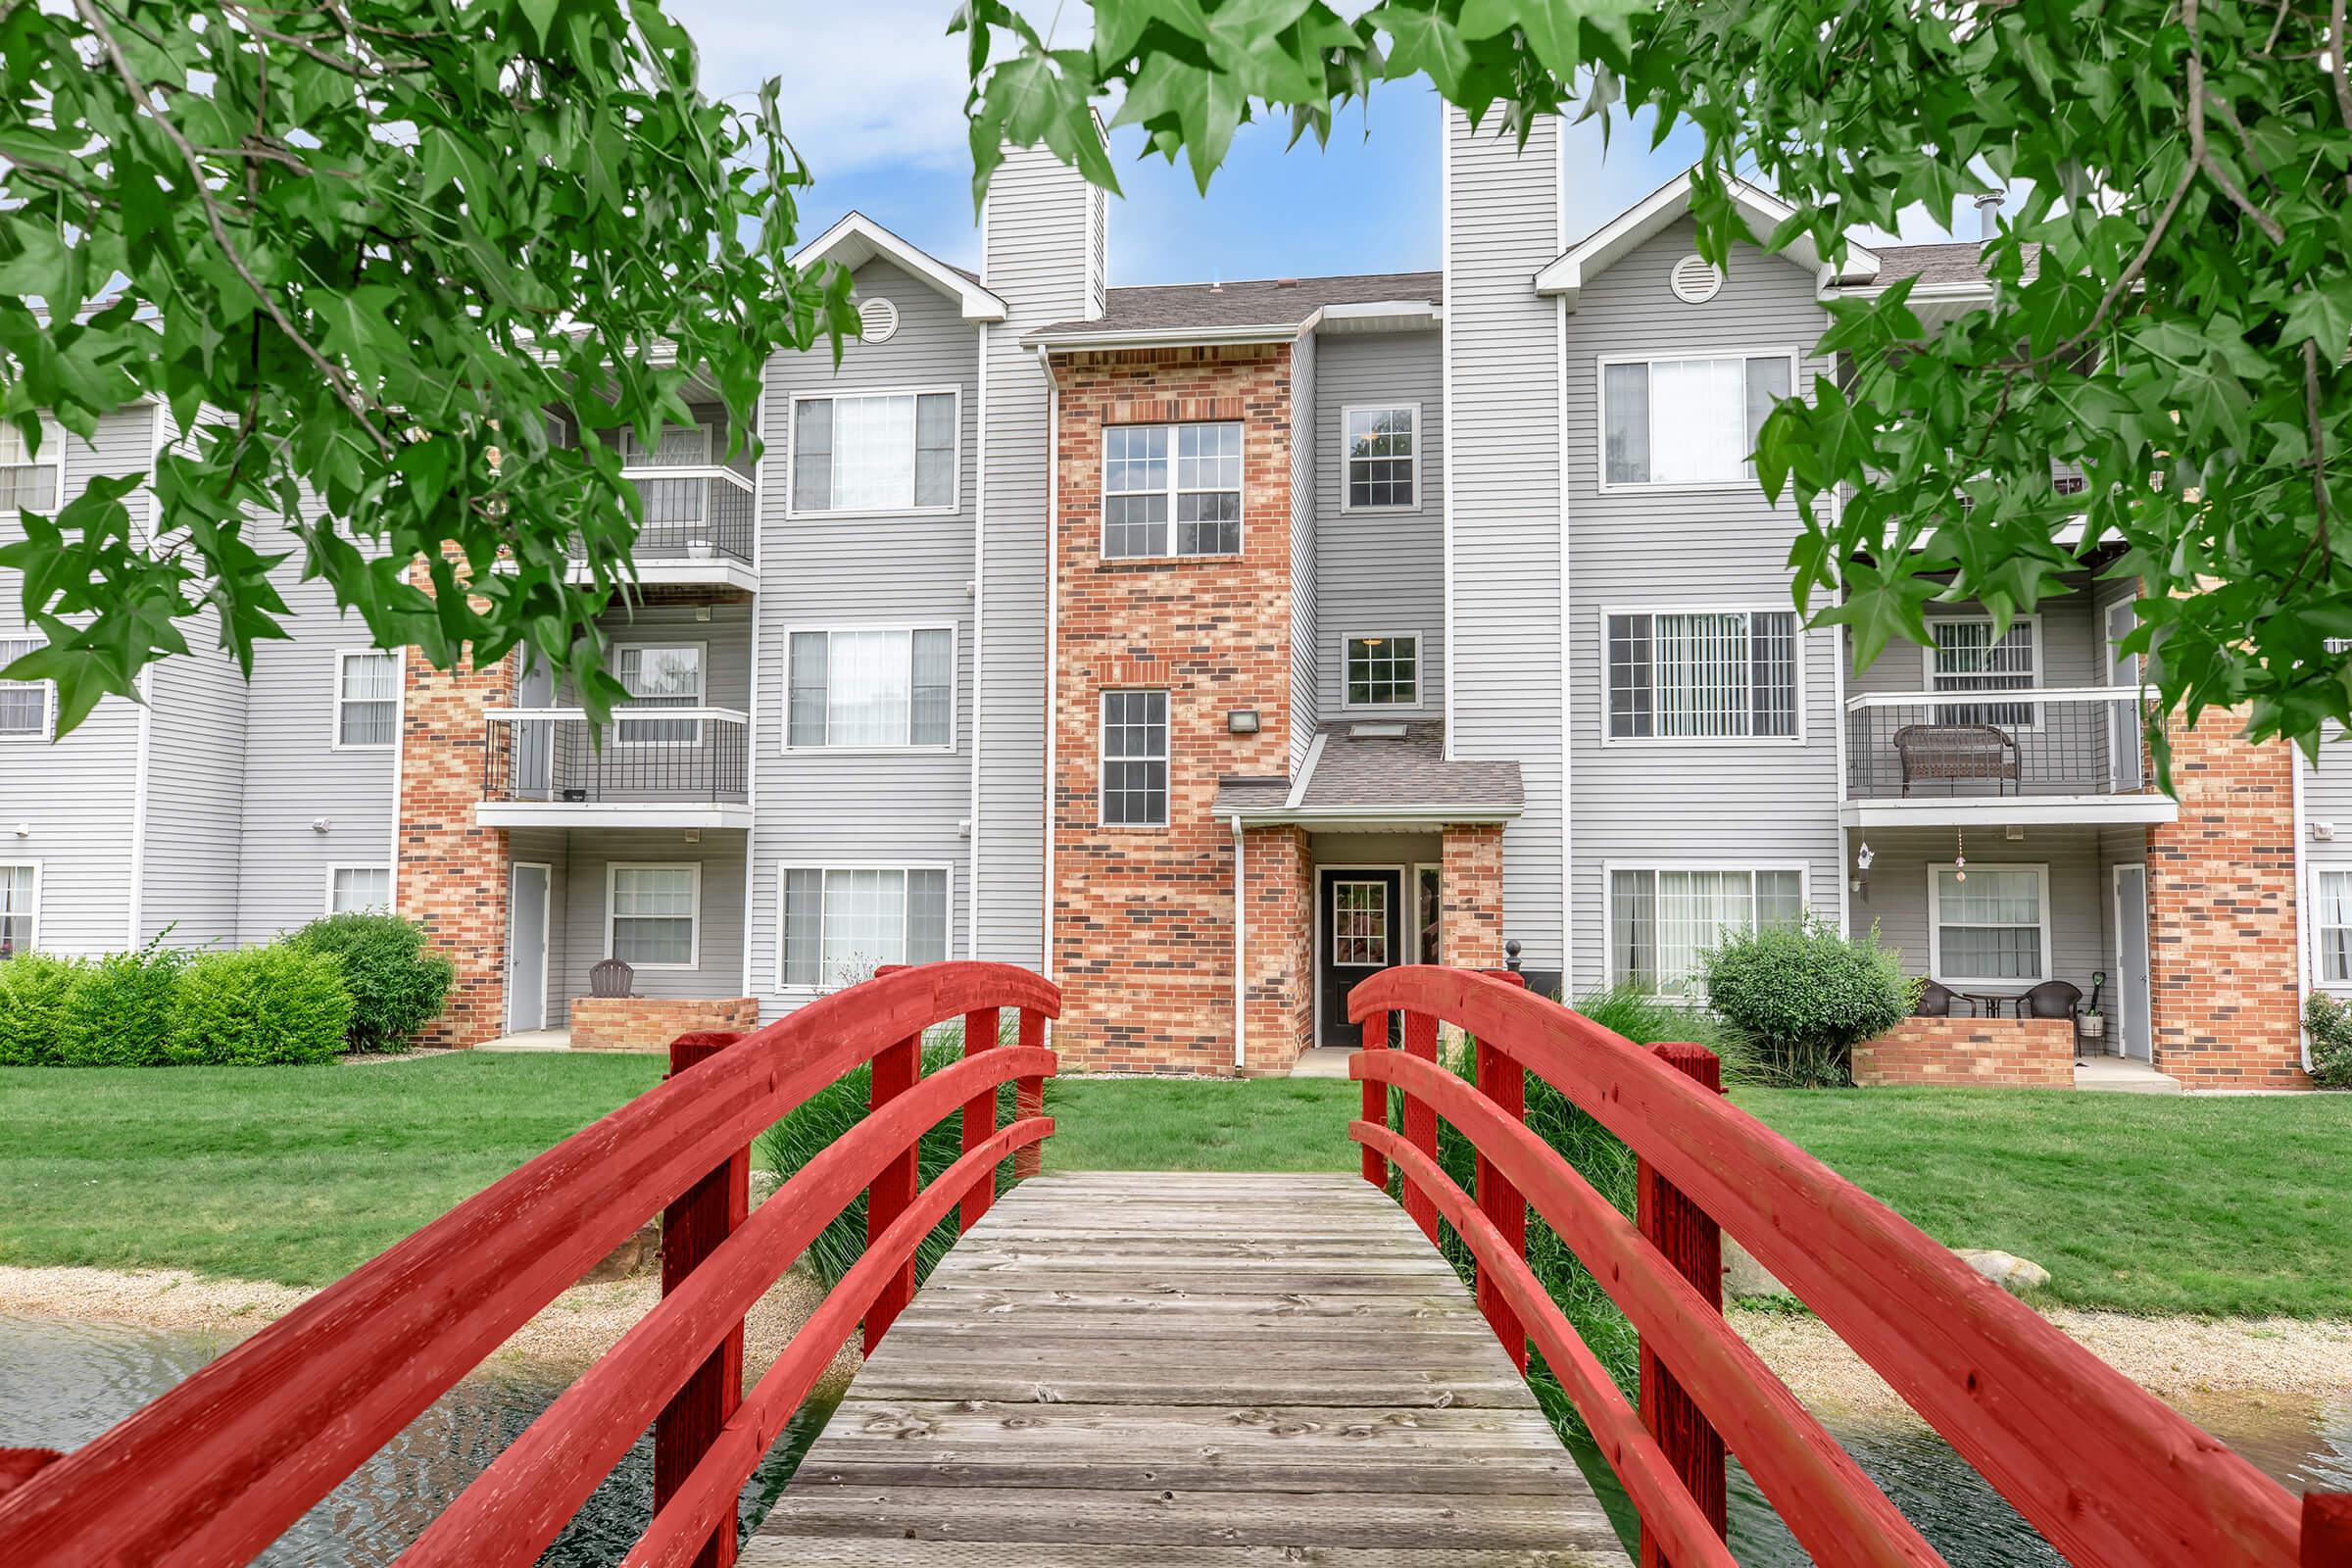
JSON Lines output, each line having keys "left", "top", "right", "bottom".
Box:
{"left": 1350, "top": 964, "right": 2337, "bottom": 1568}
{"left": 0, "top": 960, "right": 1059, "bottom": 1568}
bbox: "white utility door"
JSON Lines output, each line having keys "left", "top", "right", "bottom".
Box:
{"left": 2112, "top": 863, "right": 2153, "bottom": 1060}
{"left": 2105, "top": 600, "right": 2144, "bottom": 792}
{"left": 508, "top": 862, "right": 552, "bottom": 1033}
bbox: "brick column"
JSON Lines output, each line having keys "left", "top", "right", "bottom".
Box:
{"left": 2145, "top": 707, "right": 2307, "bottom": 1087}
{"left": 1440, "top": 824, "right": 1505, "bottom": 969}
{"left": 1239, "top": 824, "right": 1313, "bottom": 1075}
{"left": 398, "top": 642, "right": 513, "bottom": 1049}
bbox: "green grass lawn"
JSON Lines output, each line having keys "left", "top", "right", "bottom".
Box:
{"left": 1043, "top": 1077, "right": 1359, "bottom": 1171}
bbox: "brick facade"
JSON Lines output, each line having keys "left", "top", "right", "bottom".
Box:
{"left": 398, "top": 641, "right": 514, "bottom": 1049}
{"left": 570, "top": 995, "right": 761, "bottom": 1053}
{"left": 1852, "top": 1017, "right": 2076, "bottom": 1088}
{"left": 1440, "top": 825, "right": 1506, "bottom": 969}
{"left": 1049, "top": 345, "right": 1298, "bottom": 1074}
{"left": 2146, "top": 709, "right": 2309, "bottom": 1087}
{"left": 1239, "top": 825, "right": 1314, "bottom": 1073}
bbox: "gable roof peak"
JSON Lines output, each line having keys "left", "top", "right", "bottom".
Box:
{"left": 793, "top": 211, "right": 1006, "bottom": 323}
{"left": 1535, "top": 169, "right": 1880, "bottom": 307}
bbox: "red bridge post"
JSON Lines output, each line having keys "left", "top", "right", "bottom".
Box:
{"left": 959, "top": 1005, "right": 1001, "bottom": 1233}
{"left": 2306, "top": 1494, "right": 2352, "bottom": 1565}
{"left": 1359, "top": 1008, "right": 1388, "bottom": 1188}
{"left": 1639, "top": 1041, "right": 1728, "bottom": 1567}
{"left": 1013, "top": 1006, "right": 1047, "bottom": 1179}
{"left": 1399, "top": 1006, "right": 1441, "bottom": 1245}
{"left": 865, "top": 966, "right": 921, "bottom": 1355}
{"left": 1475, "top": 968, "right": 1529, "bottom": 1370}
{"left": 656, "top": 1028, "right": 750, "bottom": 1568}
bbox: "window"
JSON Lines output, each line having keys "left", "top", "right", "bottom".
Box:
{"left": 0, "top": 863, "right": 33, "bottom": 957}
{"left": 610, "top": 864, "right": 700, "bottom": 969}
{"left": 1928, "top": 864, "right": 2049, "bottom": 984}
{"left": 621, "top": 423, "right": 714, "bottom": 529}
{"left": 1928, "top": 616, "right": 2040, "bottom": 727}
{"left": 619, "top": 423, "right": 710, "bottom": 468}
{"left": 779, "top": 865, "right": 950, "bottom": 989}
{"left": 1101, "top": 690, "right": 1169, "bottom": 827}
{"left": 786, "top": 627, "right": 954, "bottom": 749}
{"left": 615, "top": 642, "right": 705, "bottom": 746}
{"left": 2317, "top": 869, "right": 2352, "bottom": 984}
{"left": 1601, "top": 354, "right": 1792, "bottom": 487}
{"left": 1102, "top": 422, "right": 1242, "bottom": 558}
{"left": 1416, "top": 865, "right": 1442, "bottom": 965}
{"left": 334, "top": 651, "right": 398, "bottom": 749}
{"left": 1332, "top": 880, "right": 1390, "bottom": 966}
{"left": 791, "top": 391, "right": 956, "bottom": 514}
{"left": 0, "top": 635, "right": 48, "bottom": 739}
{"left": 0, "top": 418, "right": 61, "bottom": 512}
{"left": 327, "top": 866, "right": 391, "bottom": 914}
{"left": 1343, "top": 406, "right": 1418, "bottom": 510}
{"left": 1610, "top": 867, "right": 1806, "bottom": 996}
{"left": 1606, "top": 611, "right": 1798, "bottom": 740}
{"left": 1345, "top": 634, "right": 1419, "bottom": 708}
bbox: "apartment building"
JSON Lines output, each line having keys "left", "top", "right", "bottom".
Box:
{"left": 0, "top": 113, "right": 2329, "bottom": 1085}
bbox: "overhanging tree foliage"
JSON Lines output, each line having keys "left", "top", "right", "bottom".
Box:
{"left": 959, "top": 0, "right": 2352, "bottom": 761}
{"left": 0, "top": 0, "right": 854, "bottom": 733}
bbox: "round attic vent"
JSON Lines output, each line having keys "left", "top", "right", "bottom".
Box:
{"left": 857, "top": 297, "right": 900, "bottom": 343}
{"left": 1669, "top": 254, "right": 1724, "bottom": 305}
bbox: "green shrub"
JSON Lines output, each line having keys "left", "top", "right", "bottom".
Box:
{"left": 2306, "top": 993, "right": 2352, "bottom": 1088}
{"left": 1698, "top": 916, "right": 1918, "bottom": 1087}
{"left": 0, "top": 953, "right": 88, "bottom": 1065}
{"left": 285, "top": 911, "right": 455, "bottom": 1052}
{"left": 169, "top": 945, "right": 354, "bottom": 1065}
{"left": 59, "top": 938, "right": 187, "bottom": 1066}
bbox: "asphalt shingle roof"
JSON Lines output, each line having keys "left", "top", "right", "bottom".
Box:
{"left": 1211, "top": 722, "right": 1523, "bottom": 817}
{"left": 1034, "top": 270, "right": 1442, "bottom": 340}
{"left": 1873, "top": 242, "right": 2040, "bottom": 287}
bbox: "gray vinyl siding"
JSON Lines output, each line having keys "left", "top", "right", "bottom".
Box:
{"left": 139, "top": 623, "right": 249, "bottom": 948}
{"left": 1446, "top": 109, "right": 1567, "bottom": 972}
{"left": 976, "top": 145, "right": 1091, "bottom": 973}
{"left": 1316, "top": 329, "right": 1444, "bottom": 720}
{"left": 1564, "top": 219, "right": 1843, "bottom": 991}
{"left": 558, "top": 828, "right": 747, "bottom": 1002}
{"left": 573, "top": 601, "right": 752, "bottom": 710}
{"left": 754, "top": 255, "right": 980, "bottom": 1011}
{"left": 1848, "top": 578, "right": 2107, "bottom": 697}
{"left": 1849, "top": 826, "right": 2110, "bottom": 1001}
{"left": 1289, "top": 332, "right": 1319, "bottom": 769}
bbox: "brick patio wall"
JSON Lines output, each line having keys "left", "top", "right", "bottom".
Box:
{"left": 1440, "top": 825, "right": 1506, "bottom": 969}
{"left": 570, "top": 996, "right": 760, "bottom": 1054}
{"left": 1852, "top": 1017, "right": 2076, "bottom": 1088}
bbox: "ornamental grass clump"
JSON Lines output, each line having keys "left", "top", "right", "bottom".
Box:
{"left": 1698, "top": 916, "right": 1918, "bottom": 1088}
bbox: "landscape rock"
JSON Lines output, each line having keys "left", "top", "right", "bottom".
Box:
{"left": 1722, "top": 1237, "right": 1794, "bottom": 1301}
{"left": 1953, "top": 1248, "right": 2052, "bottom": 1295}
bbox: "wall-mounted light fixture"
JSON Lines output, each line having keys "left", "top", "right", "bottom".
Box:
{"left": 1226, "top": 710, "right": 1261, "bottom": 735}
{"left": 312, "top": 817, "right": 332, "bottom": 835}
{"left": 12, "top": 822, "right": 27, "bottom": 839}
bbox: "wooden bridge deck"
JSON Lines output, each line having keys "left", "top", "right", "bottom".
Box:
{"left": 743, "top": 1171, "right": 1622, "bottom": 1566}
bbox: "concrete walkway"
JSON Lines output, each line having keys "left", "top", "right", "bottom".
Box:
{"left": 2074, "top": 1054, "right": 2183, "bottom": 1094}
{"left": 470, "top": 1028, "right": 573, "bottom": 1053}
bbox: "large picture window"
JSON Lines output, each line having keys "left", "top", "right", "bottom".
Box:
{"left": 1343, "top": 405, "right": 1418, "bottom": 510}
{"left": 787, "top": 627, "right": 954, "bottom": 750}
{"left": 0, "top": 634, "right": 48, "bottom": 739}
{"left": 1601, "top": 353, "right": 1792, "bottom": 487}
{"left": 1101, "top": 690, "right": 1169, "bottom": 827}
{"left": 1606, "top": 611, "right": 1798, "bottom": 740}
{"left": 779, "top": 866, "right": 950, "bottom": 989}
{"left": 1928, "top": 615, "right": 2040, "bottom": 728}
{"left": 791, "top": 390, "right": 956, "bottom": 514}
{"left": 1610, "top": 866, "right": 1805, "bottom": 996}
{"left": 0, "top": 863, "right": 34, "bottom": 956}
{"left": 2317, "top": 868, "right": 2352, "bottom": 984}
{"left": 1102, "top": 422, "right": 1242, "bottom": 558}
{"left": 334, "top": 651, "right": 398, "bottom": 749}
{"left": 1928, "top": 863, "right": 2049, "bottom": 984}
{"left": 609, "top": 863, "right": 700, "bottom": 969}
{"left": 1345, "top": 634, "right": 1420, "bottom": 708}
{"left": 614, "top": 642, "right": 705, "bottom": 746}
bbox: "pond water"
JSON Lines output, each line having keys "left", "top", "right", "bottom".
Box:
{"left": 4, "top": 1312, "right": 2344, "bottom": 1565}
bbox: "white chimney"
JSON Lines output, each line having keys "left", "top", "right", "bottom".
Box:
{"left": 1976, "top": 191, "right": 2003, "bottom": 242}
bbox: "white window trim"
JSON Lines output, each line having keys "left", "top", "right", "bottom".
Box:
{"left": 330, "top": 648, "right": 401, "bottom": 753}
{"left": 1099, "top": 688, "right": 1171, "bottom": 830}
{"left": 617, "top": 421, "right": 713, "bottom": 469}
{"left": 1099, "top": 419, "right": 1247, "bottom": 561}
{"left": 1925, "top": 860, "right": 2053, "bottom": 989}
{"left": 1340, "top": 629, "right": 1425, "bottom": 711}
{"left": 773, "top": 860, "right": 955, "bottom": 995}
{"left": 2311, "top": 860, "right": 2352, "bottom": 989}
{"left": 1601, "top": 858, "right": 1813, "bottom": 1000}
{"left": 0, "top": 859, "right": 41, "bottom": 954}
{"left": 1596, "top": 604, "right": 1808, "bottom": 747}
{"left": 784, "top": 385, "right": 962, "bottom": 520}
{"left": 607, "top": 861, "right": 703, "bottom": 971}
{"left": 612, "top": 638, "right": 710, "bottom": 749}
{"left": 323, "top": 864, "right": 393, "bottom": 915}
{"left": 780, "top": 623, "right": 958, "bottom": 755}
{"left": 1594, "top": 349, "right": 1801, "bottom": 495}
{"left": 1338, "top": 402, "right": 1423, "bottom": 514}
{"left": 0, "top": 416, "right": 67, "bottom": 511}
{"left": 1923, "top": 612, "right": 2046, "bottom": 732}
{"left": 0, "top": 632, "right": 54, "bottom": 742}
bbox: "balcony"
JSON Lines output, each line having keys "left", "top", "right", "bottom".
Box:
{"left": 476, "top": 708, "right": 753, "bottom": 829}
{"left": 567, "top": 467, "right": 758, "bottom": 593}
{"left": 1841, "top": 688, "right": 2178, "bottom": 826}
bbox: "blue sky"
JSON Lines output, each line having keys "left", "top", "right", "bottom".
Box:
{"left": 670, "top": 1, "right": 1950, "bottom": 285}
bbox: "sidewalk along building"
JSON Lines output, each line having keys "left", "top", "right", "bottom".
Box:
{"left": 0, "top": 116, "right": 2328, "bottom": 1085}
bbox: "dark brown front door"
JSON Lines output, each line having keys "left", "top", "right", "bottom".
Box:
{"left": 1319, "top": 868, "right": 1403, "bottom": 1046}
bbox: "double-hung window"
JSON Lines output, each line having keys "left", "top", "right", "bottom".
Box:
{"left": 615, "top": 642, "right": 705, "bottom": 746}
{"left": 1929, "top": 864, "right": 2049, "bottom": 984}
{"left": 1601, "top": 353, "right": 1792, "bottom": 488}
{"left": 2317, "top": 868, "right": 2352, "bottom": 984}
{"left": 1343, "top": 406, "right": 1417, "bottom": 510}
{"left": 0, "top": 418, "right": 61, "bottom": 512}
{"left": 778, "top": 866, "right": 950, "bottom": 989}
{"left": 327, "top": 866, "right": 391, "bottom": 914}
{"left": 1606, "top": 611, "right": 1798, "bottom": 740}
{"left": 610, "top": 863, "right": 700, "bottom": 968}
{"left": 791, "top": 390, "right": 956, "bottom": 514}
{"left": 787, "top": 627, "right": 953, "bottom": 749}
{"left": 0, "top": 863, "right": 34, "bottom": 956}
{"left": 1101, "top": 691, "right": 1169, "bottom": 827}
{"left": 1928, "top": 616, "right": 2040, "bottom": 728}
{"left": 334, "top": 651, "right": 398, "bottom": 749}
{"left": 1345, "top": 634, "right": 1419, "bottom": 708}
{"left": 621, "top": 422, "right": 713, "bottom": 529}
{"left": 1102, "top": 422, "right": 1242, "bottom": 558}
{"left": 1610, "top": 867, "right": 1805, "bottom": 996}
{"left": 0, "top": 635, "right": 48, "bottom": 739}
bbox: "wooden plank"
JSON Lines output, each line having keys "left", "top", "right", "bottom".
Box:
{"left": 748, "top": 1542, "right": 1609, "bottom": 1566}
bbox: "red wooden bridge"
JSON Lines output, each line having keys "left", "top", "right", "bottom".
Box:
{"left": 0, "top": 960, "right": 2343, "bottom": 1566}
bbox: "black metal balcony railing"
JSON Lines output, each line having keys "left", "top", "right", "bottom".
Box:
{"left": 570, "top": 467, "right": 756, "bottom": 567}
{"left": 1844, "top": 688, "right": 2165, "bottom": 800}
{"left": 481, "top": 709, "right": 750, "bottom": 805}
